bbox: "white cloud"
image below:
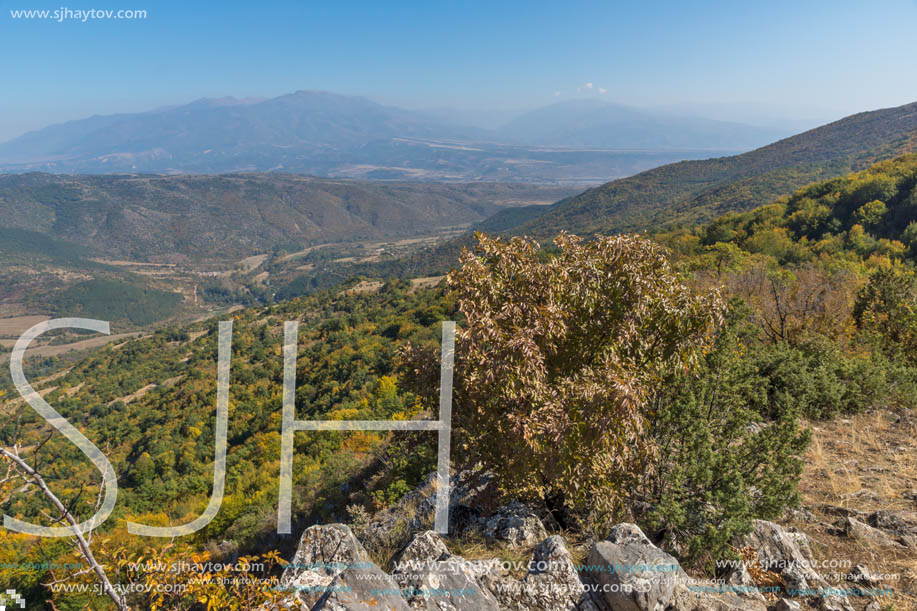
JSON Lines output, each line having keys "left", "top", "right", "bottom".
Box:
{"left": 554, "top": 91, "right": 561, "bottom": 97}
{"left": 584, "top": 82, "right": 594, "bottom": 89}
{"left": 599, "top": 88, "right": 607, "bottom": 94}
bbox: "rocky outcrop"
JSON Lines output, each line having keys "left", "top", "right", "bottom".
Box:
{"left": 313, "top": 563, "right": 411, "bottom": 611}
{"left": 584, "top": 523, "right": 682, "bottom": 611}
{"left": 580, "top": 523, "right": 767, "bottom": 611}
{"left": 359, "top": 471, "right": 496, "bottom": 556}
{"left": 392, "top": 530, "right": 451, "bottom": 567}
{"left": 483, "top": 535, "right": 599, "bottom": 611}
{"left": 866, "top": 510, "right": 917, "bottom": 547}
{"left": 523, "top": 536, "right": 599, "bottom": 611}
{"left": 740, "top": 520, "right": 853, "bottom": 611}
{"left": 821, "top": 504, "right": 917, "bottom": 548}
{"left": 393, "top": 530, "right": 596, "bottom": 611}
{"left": 359, "top": 470, "right": 553, "bottom": 557}
{"left": 279, "top": 524, "right": 373, "bottom": 609}
{"left": 391, "top": 531, "right": 500, "bottom": 611}
{"left": 843, "top": 516, "right": 902, "bottom": 548}
{"left": 846, "top": 564, "right": 881, "bottom": 588}
{"left": 721, "top": 561, "right": 767, "bottom": 605}
{"left": 277, "top": 513, "right": 883, "bottom": 611}
{"left": 669, "top": 586, "right": 765, "bottom": 611}
{"left": 479, "top": 501, "right": 548, "bottom": 548}
{"left": 396, "top": 553, "right": 502, "bottom": 610}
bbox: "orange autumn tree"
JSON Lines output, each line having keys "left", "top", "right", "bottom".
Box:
{"left": 401, "top": 233, "right": 723, "bottom": 528}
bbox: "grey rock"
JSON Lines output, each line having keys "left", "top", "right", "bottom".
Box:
{"left": 517, "top": 536, "right": 599, "bottom": 611}
{"left": 867, "top": 509, "right": 917, "bottom": 546}
{"left": 584, "top": 523, "right": 682, "bottom": 611}
{"left": 818, "top": 505, "right": 867, "bottom": 520}
{"left": 390, "top": 531, "right": 500, "bottom": 611}
{"left": 481, "top": 501, "right": 548, "bottom": 548}
{"left": 786, "top": 508, "right": 819, "bottom": 524}
{"left": 722, "top": 562, "right": 767, "bottom": 604}
{"left": 393, "top": 532, "right": 598, "bottom": 611}
{"left": 772, "top": 600, "right": 801, "bottom": 611}
{"left": 819, "top": 598, "right": 855, "bottom": 611}
{"left": 669, "top": 583, "right": 766, "bottom": 611}
{"left": 393, "top": 531, "right": 450, "bottom": 568}
{"left": 360, "top": 471, "right": 494, "bottom": 556}
{"left": 279, "top": 524, "right": 372, "bottom": 609}
{"left": 740, "top": 520, "right": 853, "bottom": 611}
{"left": 605, "top": 523, "right": 654, "bottom": 548}
{"left": 843, "top": 517, "right": 903, "bottom": 548}
{"left": 282, "top": 524, "right": 370, "bottom": 580}
{"left": 846, "top": 564, "right": 880, "bottom": 587}
{"left": 740, "top": 520, "right": 815, "bottom": 577}
{"left": 843, "top": 489, "right": 881, "bottom": 503}
{"left": 394, "top": 554, "right": 501, "bottom": 611}
{"left": 314, "top": 564, "right": 410, "bottom": 611}
{"left": 780, "top": 566, "right": 807, "bottom": 592}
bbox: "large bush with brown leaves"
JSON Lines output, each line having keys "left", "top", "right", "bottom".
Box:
{"left": 402, "top": 232, "right": 723, "bottom": 528}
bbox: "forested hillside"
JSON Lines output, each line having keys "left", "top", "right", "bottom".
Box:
{"left": 0, "top": 173, "right": 576, "bottom": 261}
{"left": 661, "top": 153, "right": 917, "bottom": 266}
{"left": 4, "top": 156, "right": 917, "bottom": 608}
{"left": 516, "top": 100, "right": 917, "bottom": 236}
{"left": 0, "top": 280, "right": 454, "bottom": 608}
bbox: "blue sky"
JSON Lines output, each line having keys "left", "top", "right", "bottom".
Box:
{"left": 2, "top": 0, "right": 917, "bottom": 140}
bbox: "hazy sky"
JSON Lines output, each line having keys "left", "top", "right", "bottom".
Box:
{"left": 2, "top": 0, "right": 917, "bottom": 140}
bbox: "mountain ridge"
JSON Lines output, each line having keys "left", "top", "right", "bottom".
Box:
{"left": 0, "top": 172, "right": 577, "bottom": 261}
{"left": 510, "top": 100, "right": 917, "bottom": 236}
{"left": 0, "top": 91, "right": 790, "bottom": 181}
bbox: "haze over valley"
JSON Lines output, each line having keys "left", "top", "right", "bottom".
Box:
{"left": 0, "top": 91, "right": 795, "bottom": 183}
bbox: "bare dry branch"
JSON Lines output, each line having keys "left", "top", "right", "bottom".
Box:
{"left": 0, "top": 448, "right": 128, "bottom": 611}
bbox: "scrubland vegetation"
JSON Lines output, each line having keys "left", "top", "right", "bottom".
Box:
{"left": 3, "top": 155, "right": 917, "bottom": 608}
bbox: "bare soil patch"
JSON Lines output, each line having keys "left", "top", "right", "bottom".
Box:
{"left": 789, "top": 407, "right": 917, "bottom": 609}
{"left": 0, "top": 316, "right": 51, "bottom": 338}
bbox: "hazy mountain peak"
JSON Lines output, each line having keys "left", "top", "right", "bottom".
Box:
{"left": 184, "top": 96, "right": 264, "bottom": 108}
{"left": 0, "top": 90, "right": 809, "bottom": 178}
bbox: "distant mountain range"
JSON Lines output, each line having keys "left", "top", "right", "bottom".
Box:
{"left": 0, "top": 91, "right": 792, "bottom": 183}
{"left": 507, "top": 100, "right": 917, "bottom": 236}
{"left": 3, "top": 99, "right": 916, "bottom": 269}
{"left": 4, "top": 100, "right": 917, "bottom": 269}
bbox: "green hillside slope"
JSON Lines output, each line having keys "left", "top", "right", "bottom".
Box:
{"left": 660, "top": 153, "right": 917, "bottom": 266}
{"left": 0, "top": 281, "right": 453, "bottom": 552}
{"left": 0, "top": 173, "right": 577, "bottom": 261}
{"left": 8, "top": 158, "right": 917, "bottom": 609}
{"left": 516, "top": 101, "right": 917, "bottom": 236}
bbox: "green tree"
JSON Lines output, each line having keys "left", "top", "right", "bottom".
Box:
{"left": 854, "top": 265, "right": 917, "bottom": 360}
{"left": 645, "top": 303, "right": 810, "bottom": 565}
{"left": 854, "top": 199, "right": 887, "bottom": 230}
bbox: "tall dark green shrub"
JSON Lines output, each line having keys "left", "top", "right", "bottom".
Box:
{"left": 643, "top": 305, "right": 810, "bottom": 566}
